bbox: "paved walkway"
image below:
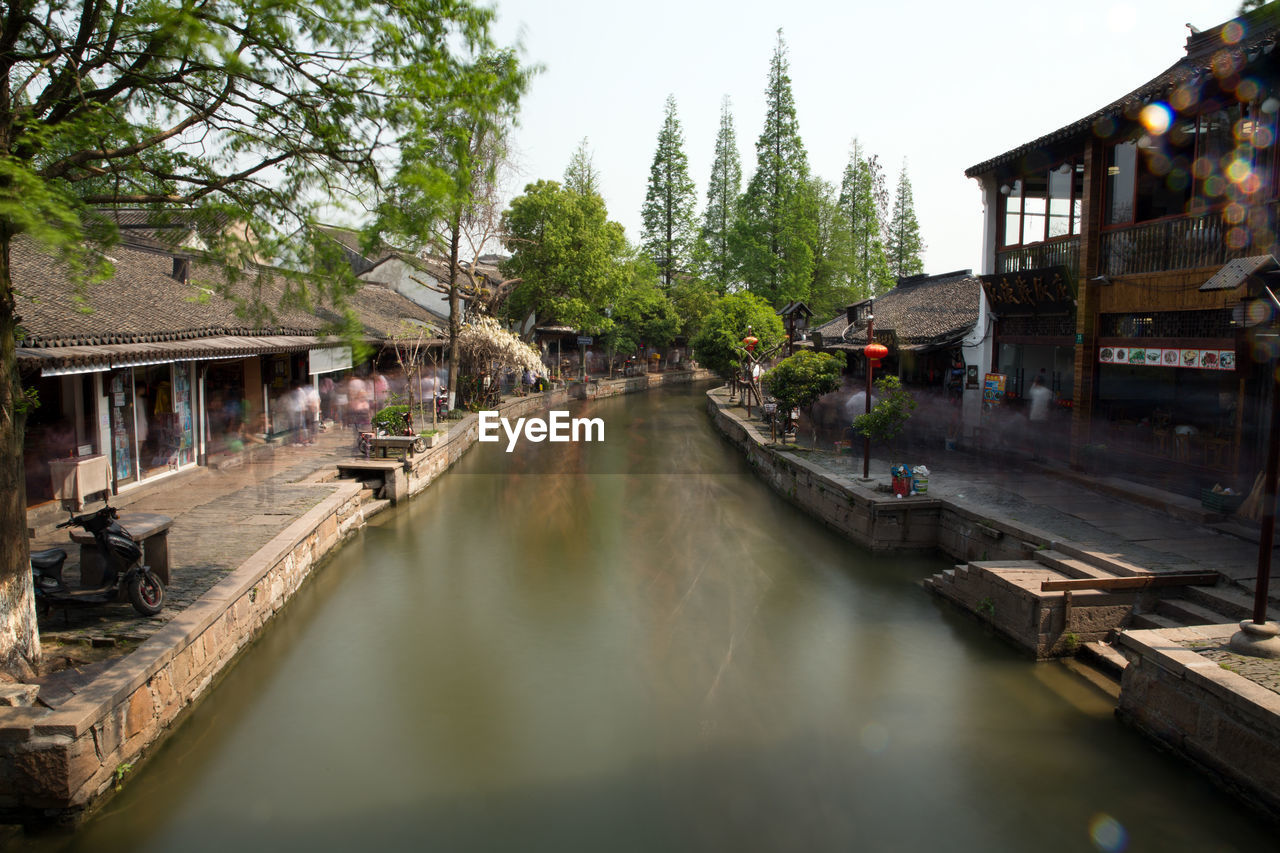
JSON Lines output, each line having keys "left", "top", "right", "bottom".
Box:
{"left": 29, "top": 422, "right": 381, "bottom": 647}
{"left": 737, "top": 404, "right": 1275, "bottom": 593}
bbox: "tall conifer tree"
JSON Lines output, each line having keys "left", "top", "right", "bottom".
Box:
{"left": 641, "top": 96, "right": 698, "bottom": 290}
{"left": 886, "top": 161, "right": 926, "bottom": 279}
{"left": 564, "top": 137, "right": 602, "bottom": 198}
{"left": 699, "top": 96, "right": 742, "bottom": 292}
{"left": 838, "top": 140, "right": 894, "bottom": 298}
{"left": 732, "top": 30, "right": 816, "bottom": 306}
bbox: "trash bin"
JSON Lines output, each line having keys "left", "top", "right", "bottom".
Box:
{"left": 891, "top": 464, "right": 913, "bottom": 497}
{"left": 912, "top": 465, "right": 930, "bottom": 495}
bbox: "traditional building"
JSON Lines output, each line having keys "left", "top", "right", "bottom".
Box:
{"left": 16, "top": 230, "right": 438, "bottom": 508}
{"left": 966, "top": 3, "right": 1280, "bottom": 486}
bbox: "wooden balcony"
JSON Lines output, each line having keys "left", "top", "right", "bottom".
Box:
{"left": 996, "top": 238, "right": 1080, "bottom": 274}
{"left": 1100, "top": 206, "right": 1276, "bottom": 276}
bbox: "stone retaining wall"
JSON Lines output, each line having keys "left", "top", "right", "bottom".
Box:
{"left": 0, "top": 481, "right": 372, "bottom": 824}
{"left": 1116, "top": 626, "right": 1280, "bottom": 821}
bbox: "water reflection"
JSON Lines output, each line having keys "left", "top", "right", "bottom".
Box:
{"left": 24, "top": 385, "right": 1274, "bottom": 852}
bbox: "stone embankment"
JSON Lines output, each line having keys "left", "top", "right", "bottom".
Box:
{"left": 0, "top": 368, "right": 711, "bottom": 827}
{"left": 707, "top": 387, "right": 1280, "bottom": 821}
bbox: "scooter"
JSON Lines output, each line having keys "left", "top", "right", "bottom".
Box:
{"left": 30, "top": 505, "right": 166, "bottom": 617}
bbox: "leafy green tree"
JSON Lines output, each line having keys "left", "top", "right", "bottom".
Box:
{"left": 501, "top": 180, "right": 627, "bottom": 335}
{"left": 763, "top": 350, "right": 842, "bottom": 444}
{"left": 731, "top": 30, "right": 816, "bottom": 306}
{"left": 564, "top": 138, "right": 603, "bottom": 198}
{"left": 641, "top": 96, "right": 698, "bottom": 290}
{"left": 838, "top": 141, "right": 895, "bottom": 298}
{"left": 603, "top": 271, "right": 681, "bottom": 365}
{"left": 698, "top": 97, "right": 742, "bottom": 292}
{"left": 669, "top": 277, "right": 720, "bottom": 340}
{"left": 0, "top": 0, "right": 519, "bottom": 676}
{"left": 886, "top": 161, "right": 926, "bottom": 279}
{"left": 852, "top": 375, "right": 918, "bottom": 460}
{"left": 691, "top": 293, "right": 785, "bottom": 375}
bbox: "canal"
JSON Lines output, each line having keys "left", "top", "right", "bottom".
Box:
{"left": 28, "top": 384, "right": 1276, "bottom": 851}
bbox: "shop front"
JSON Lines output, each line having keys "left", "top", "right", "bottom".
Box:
{"left": 1094, "top": 308, "right": 1247, "bottom": 480}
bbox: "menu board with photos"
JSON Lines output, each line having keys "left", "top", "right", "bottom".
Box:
{"left": 1098, "top": 346, "right": 1235, "bottom": 371}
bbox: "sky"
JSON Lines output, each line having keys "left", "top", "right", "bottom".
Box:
{"left": 487, "top": 0, "right": 1246, "bottom": 280}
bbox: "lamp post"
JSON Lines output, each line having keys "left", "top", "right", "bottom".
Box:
{"left": 861, "top": 305, "right": 886, "bottom": 481}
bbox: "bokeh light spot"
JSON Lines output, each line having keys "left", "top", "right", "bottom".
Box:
{"left": 1139, "top": 103, "right": 1172, "bottom": 135}
{"left": 1236, "top": 77, "right": 1260, "bottom": 101}
{"left": 1089, "top": 813, "right": 1128, "bottom": 852}
{"left": 1225, "top": 202, "right": 1246, "bottom": 225}
{"left": 1222, "top": 21, "right": 1244, "bottom": 45}
{"left": 1226, "top": 226, "right": 1250, "bottom": 250}
{"left": 1226, "top": 158, "right": 1253, "bottom": 184}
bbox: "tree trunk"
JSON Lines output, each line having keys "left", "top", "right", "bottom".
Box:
{"left": 446, "top": 211, "right": 462, "bottom": 413}
{"left": 0, "top": 230, "right": 40, "bottom": 679}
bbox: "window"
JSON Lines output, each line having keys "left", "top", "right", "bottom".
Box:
{"left": 1106, "top": 142, "right": 1136, "bottom": 225}
{"left": 1000, "top": 159, "right": 1084, "bottom": 247}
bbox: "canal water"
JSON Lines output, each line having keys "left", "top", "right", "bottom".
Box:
{"left": 29, "top": 385, "right": 1275, "bottom": 851}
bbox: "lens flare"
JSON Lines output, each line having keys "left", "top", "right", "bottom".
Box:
{"left": 1093, "top": 116, "right": 1116, "bottom": 138}
{"left": 1222, "top": 20, "right": 1244, "bottom": 45}
{"left": 1171, "top": 85, "right": 1198, "bottom": 111}
{"left": 1089, "top": 813, "right": 1127, "bottom": 852}
{"left": 1192, "top": 156, "right": 1214, "bottom": 180}
{"left": 1139, "top": 103, "right": 1172, "bottom": 135}
{"left": 1205, "top": 174, "right": 1228, "bottom": 196}
{"left": 1255, "top": 125, "right": 1275, "bottom": 149}
{"left": 1225, "top": 202, "right": 1247, "bottom": 224}
{"left": 1236, "top": 77, "right": 1260, "bottom": 101}
{"left": 1226, "top": 226, "right": 1250, "bottom": 250}
{"left": 1226, "top": 158, "right": 1253, "bottom": 184}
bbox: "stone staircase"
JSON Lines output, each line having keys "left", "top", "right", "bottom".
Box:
{"left": 925, "top": 545, "right": 1280, "bottom": 664}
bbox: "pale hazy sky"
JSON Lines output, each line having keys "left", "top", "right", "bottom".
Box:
{"left": 489, "top": 0, "right": 1244, "bottom": 285}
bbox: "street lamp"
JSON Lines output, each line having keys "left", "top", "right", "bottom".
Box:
{"left": 861, "top": 305, "right": 887, "bottom": 481}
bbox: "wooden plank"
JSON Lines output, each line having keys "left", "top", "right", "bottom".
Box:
{"left": 1041, "top": 572, "right": 1219, "bottom": 592}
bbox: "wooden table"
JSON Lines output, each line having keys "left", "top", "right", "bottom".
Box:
{"left": 71, "top": 512, "right": 173, "bottom": 586}
{"left": 369, "top": 435, "right": 427, "bottom": 459}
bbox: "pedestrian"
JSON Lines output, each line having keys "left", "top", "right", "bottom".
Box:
{"left": 1028, "top": 374, "right": 1052, "bottom": 422}
{"left": 303, "top": 382, "right": 321, "bottom": 441}
{"left": 347, "top": 374, "right": 370, "bottom": 452}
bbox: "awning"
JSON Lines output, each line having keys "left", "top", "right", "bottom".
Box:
{"left": 1199, "top": 255, "right": 1279, "bottom": 291}
{"left": 19, "top": 334, "right": 353, "bottom": 377}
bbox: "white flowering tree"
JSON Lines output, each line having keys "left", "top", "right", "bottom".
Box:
{"left": 457, "top": 316, "right": 544, "bottom": 406}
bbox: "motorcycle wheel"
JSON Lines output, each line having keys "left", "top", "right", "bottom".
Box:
{"left": 128, "top": 572, "right": 165, "bottom": 616}
{"left": 412, "top": 437, "right": 426, "bottom": 454}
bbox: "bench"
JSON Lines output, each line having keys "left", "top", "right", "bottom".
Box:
{"left": 71, "top": 512, "right": 173, "bottom": 586}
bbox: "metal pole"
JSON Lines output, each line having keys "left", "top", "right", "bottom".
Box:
{"left": 1254, "top": 367, "right": 1280, "bottom": 624}
{"left": 863, "top": 312, "right": 875, "bottom": 481}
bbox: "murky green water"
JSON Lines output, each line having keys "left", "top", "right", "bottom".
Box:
{"left": 25, "top": 385, "right": 1276, "bottom": 851}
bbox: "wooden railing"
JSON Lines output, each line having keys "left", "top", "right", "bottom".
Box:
{"left": 1100, "top": 205, "right": 1277, "bottom": 276}
{"left": 996, "top": 238, "right": 1079, "bottom": 274}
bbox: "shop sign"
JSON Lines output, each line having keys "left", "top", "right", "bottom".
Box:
{"left": 981, "top": 267, "right": 1074, "bottom": 316}
{"left": 983, "top": 373, "right": 1007, "bottom": 405}
{"left": 308, "top": 346, "right": 353, "bottom": 375}
{"left": 1097, "top": 346, "right": 1236, "bottom": 371}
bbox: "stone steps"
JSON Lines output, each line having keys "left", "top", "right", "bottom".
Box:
{"left": 1079, "top": 640, "right": 1129, "bottom": 678}
{"left": 1156, "top": 597, "right": 1235, "bottom": 626}
{"left": 1033, "top": 550, "right": 1117, "bottom": 581}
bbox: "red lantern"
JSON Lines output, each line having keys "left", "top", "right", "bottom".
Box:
{"left": 865, "top": 342, "right": 889, "bottom": 368}
{"left": 743, "top": 336, "right": 759, "bottom": 352}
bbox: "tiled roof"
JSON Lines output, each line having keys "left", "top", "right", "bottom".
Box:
{"left": 13, "top": 236, "right": 440, "bottom": 358}
{"left": 966, "top": 7, "right": 1280, "bottom": 177}
{"left": 811, "top": 271, "right": 980, "bottom": 351}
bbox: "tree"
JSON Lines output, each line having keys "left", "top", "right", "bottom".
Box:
{"left": 371, "top": 50, "right": 531, "bottom": 411}
{"left": 763, "top": 350, "right": 842, "bottom": 444}
{"left": 886, "top": 161, "right": 926, "bottom": 279}
{"left": 0, "top": 0, "right": 521, "bottom": 677}
{"left": 731, "top": 31, "right": 817, "bottom": 306}
{"left": 698, "top": 97, "right": 742, "bottom": 292}
{"left": 852, "top": 375, "right": 918, "bottom": 461}
{"left": 602, "top": 273, "right": 681, "bottom": 370}
{"left": 500, "top": 180, "right": 627, "bottom": 335}
{"left": 838, "top": 141, "right": 894, "bottom": 298}
{"left": 690, "top": 293, "right": 786, "bottom": 376}
{"left": 564, "top": 138, "right": 603, "bottom": 198}
{"left": 641, "top": 96, "right": 698, "bottom": 290}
